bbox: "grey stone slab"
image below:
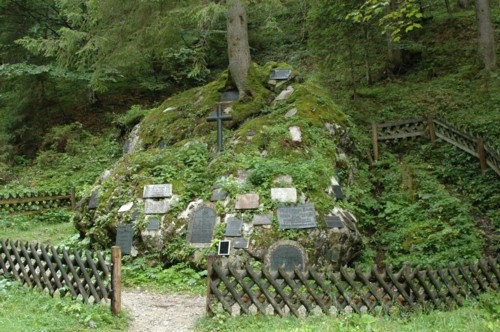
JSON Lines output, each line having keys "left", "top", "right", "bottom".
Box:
{"left": 271, "top": 188, "right": 297, "bottom": 203}
{"left": 252, "top": 214, "right": 273, "bottom": 225}
{"left": 225, "top": 217, "right": 243, "bottom": 237}
{"left": 118, "top": 202, "right": 133, "bottom": 213}
{"left": 333, "top": 186, "right": 345, "bottom": 200}
{"left": 143, "top": 184, "right": 172, "bottom": 198}
{"left": 233, "top": 237, "right": 249, "bottom": 249}
{"left": 88, "top": 189, "right": 99, "bottom": 209}
{"left": 325, "top": 215, "right": 344, "bottom": 229}
{"left": 269, "top": 69, "right": 292, "bottom": 80}
{"left": 289, "top": 126, "right": 302, "bottom": 142}
{"left": 116, "top": 224, "right": 134, "bottom": 255}
{"left": 235, "top": 193, "right": 259, "bottom": 210}
{"left": 187, "top": 206, "right": 216, "bottom": 244}
{"left": 146, "top": 216, "right": 160, "bottom": 231}
{"left": 277, "top": 204, "right": 317, "bottom": 229}
{"left": 144, "top": 199, "right": 169, "bottom": 214}
{"left": 341, "top": 211, "right": 356, "bottom": 231}
{"left": 210, "top": 189, "right": 228, "bottom": 202}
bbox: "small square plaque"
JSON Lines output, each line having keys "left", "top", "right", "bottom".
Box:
{"left": 233, "top": 237, "right": 249, "bottom": 249}
{"left": 147, "top": 217, "right": 160, "bottom": 231}
{"left": 218, "top": 240, "right": 231, "bottom": 256}
{"left": 325, "top": 215, "right": 344, "bottom": 228}
{"left": 144, "top": 199, "right": 169, "bottom": 214}
{"left": 252, "top": 214, "right": 273, "bottom": 225}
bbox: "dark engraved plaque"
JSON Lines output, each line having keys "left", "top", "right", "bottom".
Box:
{"left": 333, "top": 186, "right": 345, "bottom": 200}
{"left": 225, "top": 217, "right": 242, "bottom": 237}
{"left": 187, "top": 206, "right": 216, "bottom": 243}
{"left": 88, "top": 189, "right": 99, "bottom": 209}
{"left": 147, "top": 217, "right": 160, "bottom": 231}
{"left": 270, "top": 245, "right": 304, "bottom": 272}
{"left": 325, "top": 215, "right": 344, "bottom": 229}
{"left": 116, "top": 224, "right": 134, "bottom": 255}
{"left": 269, "top": 69, "right": 292, "bottom": 80}
{"left": 233, "top": 237, "right": 249, "bottom": 249}
{"left": 143, "top": 184, "right": 172, "bottom": 198}
{"left": 218, "top": 240, "right": 231, "bottom": 256}
{"left": 220, "top": 90, "right": 239, "bottom": 102}
{"left": 277, "top": 204, "right": 317, "bottom": 229}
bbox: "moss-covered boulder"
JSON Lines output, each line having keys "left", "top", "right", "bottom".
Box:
{"left": 73, "top": 63, "right": 362, "bottom": 269}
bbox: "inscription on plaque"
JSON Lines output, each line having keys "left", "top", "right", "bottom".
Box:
{"left": 277, "top": 204, "right": 317, "bottom": 229}
{"left": 325, "top": 215, "right": 344, "bottom": 229}
{"left": 147, "top": 217, "right": 160, "bottom": 231}
{"left": 187, "top": 206, "right": 216, "bottom": 243}
{"left": 269, "top": 69, "right": 292, "bottom": 80}
{"left": 143, "top": 184, "right": 172, "bottom": 198}
{"left": 218, "top": 241, "right": 231, "bottom": 255}
{"left": 116, "top": 224, "right": 134, "bottom": 255}
{"left": 225, "top": 217, "right": 242, "bottom": 237}
{"left": 220, "top": 90, "right": 239, "bottom": 102}
{"left": 270, "top": 245, "right": 304, "bottom": 272}
{"left": 252, "top": 214, "right": 273, "bottom": 225}
{"left": 144, "top": 199, "right": 169, "bottom": 214}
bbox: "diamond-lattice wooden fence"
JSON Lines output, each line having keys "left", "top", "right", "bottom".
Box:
{"left": 206, "top": 255, "right": 499, "bottom": 317}
{"left": 0, "top": 189, "right": 76, "bottom": 214}
{"left": 371, "top": 115, "right": 500, "bottom": 175}
{"left": 0, "top": 239, "right": 110, "bottom": 304}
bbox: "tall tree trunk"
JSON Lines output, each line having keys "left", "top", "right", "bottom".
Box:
{"left": 386, "top": 0, "right": 403, "bottom": 77}
{"left": 363, "top": 26, "right": 373, "bottom": 85}
{"left": 457, "top": 0, "right": 468, "bottom": 9}
{"left": 474, "top": 0, "right": 497, "bottom": 72}
{"left": 227, "top": 0, "right": 252, "bottom": 99}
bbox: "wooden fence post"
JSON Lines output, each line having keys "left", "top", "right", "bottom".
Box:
{"left": 477, "top": 137, "right": 487, "bottom": 173}
{"left": 427, "top": 114, "right": 436, "bottom": 145}
{"left": 372, "top": 123, "right": 379, "bottom": 162}
{"left": 70, "top": 188, "right": 76, "bottom": 210}
{"left": 111, "top": 246, "right": 122, "bottom": 315}
{"left": 205, "top": 254, "right": 217, "bottom": 316}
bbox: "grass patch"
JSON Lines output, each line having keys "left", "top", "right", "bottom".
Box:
{"left": 0, "top": 277, "right": 128, "bottom": 332}
{"left": 196, "top": 292, "right": 499, "bottom": 332}
{"left": 0, "top": 210, "right": 76, "bottom": 245}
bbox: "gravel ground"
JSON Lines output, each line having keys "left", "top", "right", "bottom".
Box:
{"left": 122, "top": 289, "right": 206, "bottom": 332}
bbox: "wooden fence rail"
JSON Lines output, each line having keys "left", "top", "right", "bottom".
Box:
{"left": 0, "top": 189, "right": 76, "bottom": 214}
{"left": 0, "top": 238, "right": 111, "bottom": 305}
{"left": 206, "top": 255, "right": 499, "bottom": 317}
{"left": 371, "top": 116, "right": 500, "bottom": 175}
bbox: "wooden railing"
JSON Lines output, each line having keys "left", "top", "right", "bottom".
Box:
{"left": 206, "top": 255, "right": 499, "bottom": 317}
{"left": 371, "top": 115, "right": 500, "bottom": 175}
{"left": 0, "top": 189, "right": 76, "bottom": 215}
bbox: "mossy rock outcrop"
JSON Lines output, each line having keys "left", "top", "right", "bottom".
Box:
{"left": 74, "top": 63, "right": 363, "bottom": 269}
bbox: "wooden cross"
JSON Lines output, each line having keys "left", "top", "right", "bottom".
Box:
{"left": 207, "top": 104, "right": 232, "bottom": 152}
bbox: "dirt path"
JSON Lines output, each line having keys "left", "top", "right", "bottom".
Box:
{"left": 122, "top": 289, "right": 206, "bottom": 332}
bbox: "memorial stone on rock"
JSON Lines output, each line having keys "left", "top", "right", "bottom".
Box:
{"left": 266, "top": 240, "right": 307, "bottom": 273}
{"left": 277, "top": 204, "right": 317, "bottom": 229}
{"left": 116, "top": 224, "right": 134, "bottom": 255}
{"left": 88, "top": 189, "right": 99, "bottom": 209}
{"left": 144, "top": 199, "right": 169, "bottom": 214}
{"left": 143, "top": 184, "right": 172, "bottom": 198}
{"left": 225, "top": 217, "right": 243, "bottom": 237}
{"left": 146, "top": 216, "right": 160, "bottom": 231}
{"left": 187, "top": 206, "right": 216, "bottom": 245}
{"left": 269, "top": 69, "right": 292, "bottom": 80}
{"left": 325, "top": 215, "right": 344, "bottom": 229}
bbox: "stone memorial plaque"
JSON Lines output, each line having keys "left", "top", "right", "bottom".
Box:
{"left": 233, "top": 237, "right": 249, "bottom": 249}
{"left": 147, "top": 217, "right": 160, "bottom": 231}
{"left": 271, "top": 188, "right": 297, "bottom": 203}
{"left": 333, "top": 186, "right": 345, "bottom": 200}
{"left": 252, "top": 214, "right": 273, "bottom": 225}
{"left": 268, "top": 243, "right": 306, "bottom": 273}
{"left": 88, "top": 189, "right": 99, "bottom": 209}
{"left": 144, "top": 199, "right": 169, "bottom": 214}
{"left": 277, "top": 204, "right": 317, "bottom": 229}
{"left": 116, "top": 224, "right": 134, "bottom": 255}
{"left": 187, "top": 206, "right": 216, "bottom": 244}
{"left": 210, "top": 189, "right": 228, "bottom": 202}
{"left": 269, "top": 69, "right": 292, "bottom": 80}
{"left": 235, "top": 193, "right": 259, "bottom": 210}
{"left": 325, "top": 215, "right": 344, "bottom": 229}
{"left": 220, "top": 90, "right": 239, "bottom": 102}
{"left": 225, "top": 217, "right": 242, "bottom": 237}
{"left": 143, "top": 184, "right": 172, "bottom": 198}
{"left": 218, "top": 240, "right": 231, "bottom": 255}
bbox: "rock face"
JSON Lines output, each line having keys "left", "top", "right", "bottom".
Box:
{"left": 74, "top": 63, "right": 362, "bottom": 270}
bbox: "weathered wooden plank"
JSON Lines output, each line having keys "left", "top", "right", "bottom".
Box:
{"left": 377, "top": 118, "right": 424, "bottom": 128}
{"left": 212, "top": 262, "right": 250, "bottom": 314}
{"left": 278, "top": 267, "right": 313, "bottom": 314}
{"left": 435, "top": 132, "right": 478, "bottom": 158}
{"left": 50, "top": 246, "right": 78, "bottom": 299}
{"left": 354, "top": 267, "right": 385, "bottom": 312}
{"left": 385, "top": 265, "right": 416, "bottom": 310}
{"left": 228, "top": 265, "right": 265, "bottom": 313}
{"left": 85, "top": 250, "right": 109, "bottom": 301}
{"left": 262, "top": 268, "right": 300, "bottom": 317}
{"left": 433, "top": 119, "right": 475, "bottom": 141}
{"left": 378, "top": 131, "right": 426, "bottom": 140}
{"left": 295, "top": 269, "right": 329, "bottom": 314}
{"left": 0, "top": 195, "right": 71, "bottom": 205}
{"left": 61, "top": 248, "right": 89, "bottom": 302}
{"left": 310, "top": 268, "right": 343, "bottom": 312}
{"left": 328, "top": 270, "right": 360, "bottom": 313}
{"left": 19, "top": 242, "right": 43, "bottom": 291}
{"left": 10, "top": 242, "right": 32, "bottom": 286}
{"left": 29, "top": 242, "right": 54, "bottom": 294}
{"left": 40, "top": 245, "right": 65, "bottom": 296}
{"left": 0, "top": 239, "right": 20, "bottom": 280}
{"left": 246, "top": 265, "right": 284, "bottom": 316}
{"left": 74, "top": 250, "right": 101, "bottom": 303}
